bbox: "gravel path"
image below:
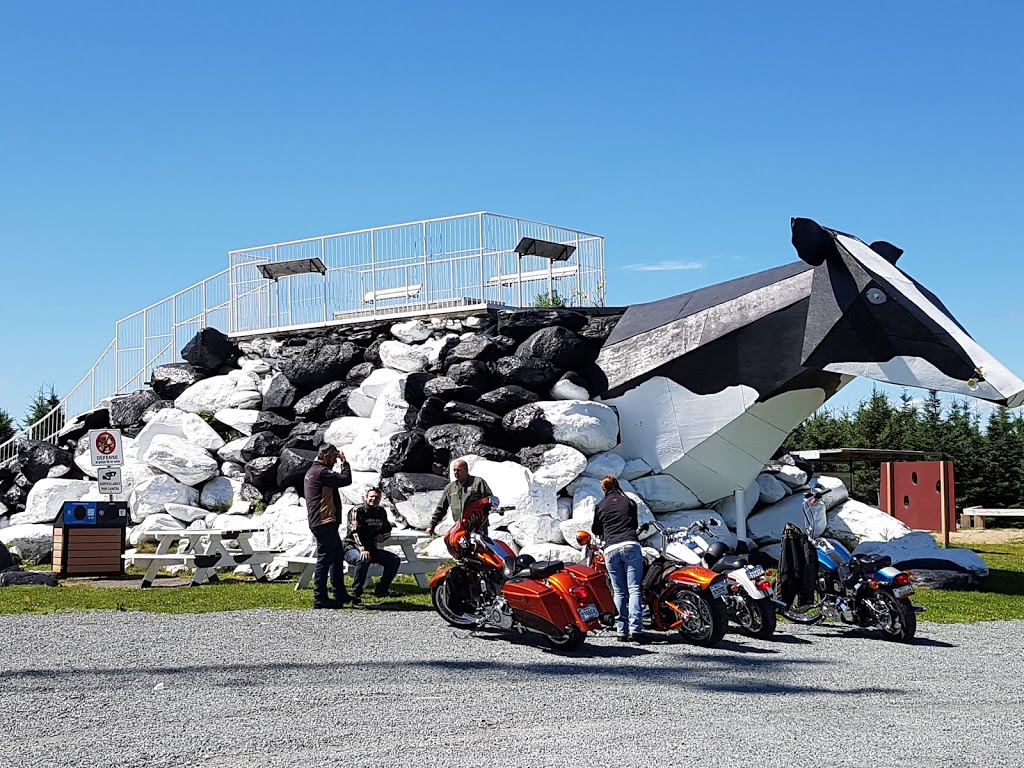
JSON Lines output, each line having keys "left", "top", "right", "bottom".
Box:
{"left": 3, "top": 609, "right": 1022, "bottom": 768}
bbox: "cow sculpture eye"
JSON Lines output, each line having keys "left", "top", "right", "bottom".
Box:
{"left": 865, "top": 287, "right": 887, "bottom": 305}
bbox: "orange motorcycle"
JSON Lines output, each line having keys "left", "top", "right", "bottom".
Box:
{"left": 579, "top": 522, "right": 729, "bottom": 647}
{"left": 429, "top": 496, "right": 615, "bottom": 650}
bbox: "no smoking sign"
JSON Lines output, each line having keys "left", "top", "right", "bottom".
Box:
{"left": 88, "top": 429, "right": 124, "bottom": 467}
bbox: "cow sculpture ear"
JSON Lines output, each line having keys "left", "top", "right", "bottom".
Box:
{"left": 791, "top": 217, "right": 840, "bottom": 266}
{"left": 869, "top": 240, "right": 903, "bottom": 265}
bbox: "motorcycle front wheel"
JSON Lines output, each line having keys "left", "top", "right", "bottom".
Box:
{"left": 869, "top": 588, "right": 917, "bottom": 643}
{"left": 431, "top": 577, "right": 477, "bottom": 628}
{"left": 545, "top": 627, "right": 586, "bottom": 651}
{"left": 669, "top": 589, "right": 728, "bottom": 647}
{"left": 731, "top": 594, "right": 778, "bottom": 639}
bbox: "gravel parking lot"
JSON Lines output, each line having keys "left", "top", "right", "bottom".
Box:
{"left": 3, "top": 609, "right": 1022, "bottom": 768}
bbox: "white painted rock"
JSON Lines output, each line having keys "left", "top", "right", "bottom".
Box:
{"left": 490, "top": 530, "right": 520, "bottom": 554}
{"left": 19, "top": 479, "right": 96, "bottom": 524}
{"left": 217, "top": 437, "right": 250, "bottom": 463}
{"left": 323, "top": 417, "right": 375, "bottom": 452}
{"left": 570, "top": 477, "right": 603, "bottom": 519}
{"left": 747, "top": 492, "right": 826, "bottom": 545}
{"left": 347, "top": 431, "right": 394, "bottom": 473}
{"left": 360, "top": 368, "right": 404, "bottom": 401}
{"left": 532, "top": 401, "right": 619, "bottom": 456}
{"left": 370, "top": 379, "right": 410, "bottom": 437}
{"left": 519, "top": 542, "right": 582, "bottom": 564}
{"left": 175, "top": 372, "right": 262, "bottom": 413}
{"left": 824, "top": 499, "right": 912, "bottom": 549}
{"left": 812, "top": 475, "right": 850, "bottom": 511}
{"left": 391, "top": 319, "right": 433, "bottom": 344}
{"left": 528, "top": 445, "right": 587, "bottom": 491}
{"left": 756, "top": 473, "right": 789, "bottom": 506}
{"left": 620, "top": 457, "right": 653, "bottom": 482}
{"left": 631, "top": 474, "right": 701, "bottom": 512}
{"left": 340, "top": 471, "right": 382, "bottom": 506}
{"left": 0, "top": 523, "right": 54, "bottom": 563}
{"left": 711, "top": 478, "right": 759, "bottom": 529}
{"left": 128, "top": 513, "right": 185, "bottom": 546}
{"left": 854, "top": 531, "right": 989, "bottom": 578}
{"left": 261, "top": 502, "right": 312, "bottom": 553}
{"left": 658, "top": 511, "right": 739, "bottom": 552}
{"left": 164, "top": 503, "right": 211, "bottom": 524}
{"left": 214, "top": 408, "right": 261, "bottom": 436}
{"left": 221, "top": 461, "right": 246, "bottom": 480}
{"left": 559, "top": 508, "right": 594, "bottom": 549}
{"left": 181, "top": 413, "right": 226, "bottom": 451}
{"left": 395, "top": 491, "right": 445, "bottom": 530}
{"left": 240, "top": 358, "right": 271, "bottom": 376}
{"left": 199, "top": 476, "right": 241, "bottom": 511}
{"left": 772, "top": 464, "right": 809, "bottom": 489}
{"left": 509, "top": 514, "right": 566, "bottom": 546}
{"left": 379, "top": 340, "right": 428, "bottom": 373}
{"left": 581, "top": 452, "right": 626, "bottom": 480}
{"left": 130, "top": 474, "right": 200, "bottom": 523}
{"left": 421, "top": 334, "right": 460, "bottom": 364}
{"left": 550, "top": 379, "right": 590, "bottom": 400}
{"left": 460, "top": 456, "right": 559, "bottom": 523}
{"left": 556, "top": 496, "right": 573, "bottom": 521}
{"left": 143, "top": 435, "right": 220, "bottom": 486}
{"left": 347, "top": 389, "right": 377, "bottom": 418}
{"left": 422, "top": 535, "right": 453, "bottom": 559}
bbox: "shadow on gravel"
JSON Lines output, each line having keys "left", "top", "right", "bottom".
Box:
{"left": 802, "top": 626, "right": 957, "bottom": 648}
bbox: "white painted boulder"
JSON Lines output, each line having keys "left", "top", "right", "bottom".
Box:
{"left": 0, "top": 523, "right": 54, "bottom": 563}
{"left": 532, "top": 401, "right": 619, "bottom": 456}
{"left": 370, "top": 379, "right": 411, "bottom": 437}
{"left": 746, "top": 492, "right": 827, "bottom": 545}
{"left": 130, "top": 474, "right": 200, "bottom": 523}
{"left": 175, "top": 372, "right": 262, "bottom": 413}
{"left": 379, "top": 340, "right": 428, "bottom": 373}
{"left": 756, "top": 473, "right": 789, "bottom": 506}
{"left": 323, "top": 417, "right": 375, "bottom": 453}
{"left": 581, "top": 452, "right": 626, "bottom": 479}
{"left": 461, "top": 456, "right": 559, "bottom": 524}
{"left": 812, "top": 475, "right": 850, "bottom": 511}
{"left": 393, "top": 491, "right": 443, "bottom": 530}
{"left": 771, "top": 464, "right": 809, "bottom": 489}
{"left": 199, "top": 476, "right": 241, "bottom": 512}
{"left": 128, "top": 513, "right": 185, "bottom": 546}
{"left": 620, "top": 457, "right": 653, "bottom": 481}
{"left": 711, "top": 478, "right": 758, "bottom": 529}
{"left": 508, "top": 514, "right": 566, "bottom": 547}
{"left": 631, "top": 474, "right": 701, "bottom": 512}
{"left": 550, "top": 378, "right": 590, "bottom": 400}
{"left": 519, "top": 542, "right": 582, "bottom": 564}
{"left": 391, "top": 319, "right": 433, "bottom": 344}
{"left": 824, "top": 499, "right": 912, "bottom": 549}
{"left": 217, "top": 437, "right": 250, "bottom": 464}
{"left": 556, "top": 496, "right": 573, "bottom": 522}
{"left": 360, "top": 368, "right": 404, "bottom": 401}
{"left": 143, "top": 435, "right": 220, "bottom": 486}
{"left": 17, "top": 479, "right": 96, "bottom": 524}
{"left": 260, "top": 502, "right": 311, "bottom": 553}
{"left": 528, "top": 445, "right": 587, "bottom": 491}
{"left": 853, "top": 531, "right": 989, "bottom": 578}
{"left": 220, "top": 461, "right": 246, "bottom": 480}
{"left": 164, "top": 503, "right": 211, "bottom": 524}
{"left": 347, "top": 431, "right": 394, "bottom": 473}
{"left": 213, "top": 408, "right": 261, "bottom": 436}
{"left": 347, "top": 389, "right": 377, "bottom": 418}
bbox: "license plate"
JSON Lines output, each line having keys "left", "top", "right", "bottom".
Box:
{"left": 578, "top": 604, "right": 599, "bottom": 621}
{"left": 746, "top": 565, "right": 765, "bottom": 579}
{"left": 892, "top": 585, "right": 914, "bottom": 598}
{"left": 710, "top": 581, "right": 728, "bottom": 598}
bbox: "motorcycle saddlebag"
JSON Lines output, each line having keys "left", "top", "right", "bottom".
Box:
{"left": 564, "top": 563, "right": 616, "bottom": 615}
{"left": 502, "top": 577, "right": 574, "bottom": 636}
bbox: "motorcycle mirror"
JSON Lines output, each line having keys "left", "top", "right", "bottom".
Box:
{"left": 575, "top": 530, "right": 592, "bottom": 546}
{"left": 637, "top": 522, "right": 651, "bottom": 535}
{"left": 708, "top": 518, "right": 721, "bottom": 526}
{"left": 488, "top": 496, "right": 501, "bottom": 508}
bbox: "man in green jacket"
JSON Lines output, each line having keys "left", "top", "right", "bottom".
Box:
{"left": 425, "top": 459, "right": 493, "bottom": 535}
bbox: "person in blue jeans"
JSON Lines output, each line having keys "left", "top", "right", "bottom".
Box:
{"left": 592, "top": 475, "right": 644, "bottom": 643}
{"left": 344, "top": 487, "right": 401, "bottom": 604}
{"left": 303, "top": 443, "right": 353, "bottom": 609}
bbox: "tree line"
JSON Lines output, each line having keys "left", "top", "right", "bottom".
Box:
{"left": 0, "top": 385, "right": 64, "bottom": 446}
{"left": 788, "top": 388, "right": 1024, "bottom": 512}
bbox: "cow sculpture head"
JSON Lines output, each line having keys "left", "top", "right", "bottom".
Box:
{"left": 595, "top": 217, "right": 1024, "bottom": 507}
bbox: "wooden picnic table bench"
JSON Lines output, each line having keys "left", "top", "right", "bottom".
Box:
{"left": 124, "top": 526, "right": 279, "bottom": 588}
{"left": 960, "top": 507, "right": 1024, "bottom": 529}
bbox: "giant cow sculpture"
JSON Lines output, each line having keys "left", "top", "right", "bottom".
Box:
{"left": 595, "top": 217, "right": 1024, "bottom": 512}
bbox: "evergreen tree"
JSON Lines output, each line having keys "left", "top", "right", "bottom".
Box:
{"left": 23, "top": 384, "right": 64, "bottom": 435}
{"left": 914, "top": 390, "right": 945, "bottom": 453}
{"left": 0, "top": 408, "right": 16, "bottom": 445}
{"left": 983, "top": 406, "right": 1024, "bottom": 509}
{"left": 944, "top": 399, "right": 985, "bottom": 509}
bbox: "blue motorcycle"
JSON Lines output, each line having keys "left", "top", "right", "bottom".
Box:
{"left": 779, "top": 487, "right": 924, "bottom": 642}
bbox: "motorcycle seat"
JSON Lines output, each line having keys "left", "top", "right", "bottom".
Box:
{"left": 711, "top": 555, "right": 748, "bottom": 574}
{"left": 529, "top": 560, "right": 565, "bottom": 580}
{"left": 850, "top": 552, "right": 892, "bottom": 571}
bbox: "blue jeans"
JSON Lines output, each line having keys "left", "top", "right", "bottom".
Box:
{"left": 344, "top": 547, "right": 401, "bottom": 596}
{"left": 606, "top": 543, "right": 644, "bottom": 635}
{"left": 311, "top": 523, "right": 348, "bottom": 603}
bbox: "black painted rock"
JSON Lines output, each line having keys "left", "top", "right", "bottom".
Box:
{"left": 109, "top": 390, "right": 162, "bottom": 428}
{"left": 323, "top": 389, "right": 355, "bottom": 420}
{"left": 276, "top": 448, "right": 317, "bottom": 491}
{"left": 402, "top": 372, "right": 435, "bottom": 409}
{"left": 17, "top": 440, "right": 74, "bottom": 483}
{"left": 0, "top": 539, "right": 16, "bottom": 570}
{"left": 363, "top": 337, "right": 388, "bottom": 366}
{"left": 515, "top": 326, "right": 587, "bottom": 370}
{"left": 446, "top": 360, "right": 489, "bottom": 391}
{"left": 478, "top": 385, "right": 539, "bottom": 415}
{"left": 501, "top": 404, "right": 555, "bottom": 444}
{"left": 381, "top": 429, "right": 435, "bottom": 478}
{"left": 181, "top": 327, "right": 240, "bottom": 371}
{"left": 472, "top": 444, "right": 518, "bottom": 463}
{"left": 381, "top": 472, "right": 449, "bottom": 504}
{"left": 422, "top": 377, "right": 479, "bottom": 404}
{"left": 245, "top": 456, "right": 279, "bottom": 492}
{"left": 241, "top": 431, "right": 284, "bottom": 462}
{"left": 577, "top": 314, "right": 622, "bottom": 346}
{"left": 424, "top": 424, "right": 487, "bottom": 460}
{"left": 252, "top": 411, "right": 295, "bottom": 438}
{"left": 493, "top": 356, "right": 561, "bottom": 392}
{"left": 516, "top": 444, "right": 562, "bottom": 472}
{"left": 492, "top": 335, "right": 519, "bottom": 355}
{"left": 282, "top": 421, "right": 321, "bottom": 451}
{"left": 263, "top": 373, "right": 298, "bottom": 412}
{"left": 431, "top": 336, "right": 461, "bottom": 369}
{"left": 140, "top": 399, "right": 176, "bottom": 422}
{"left": 150, "top": 362, "right": 203, "bottom": 400}
{"left": 280, "top": 338, "right": 361, "bottom": 391}
{"left": 550, "top": 370, "right": 591, "bottom": 399}
{"left": 55, "top": 405, "right": 111, "bottom": 444}
{"left": 415, "top": 397, "right": 448, "bottom": 430}
{"left": 445, "top": 336, "right": 504, "bottom": 365}
{"left": 442, "top": 402, "right": 502, "bottom": 429}
{"left": 496, "top": 309, "right": 587, "bottom": 340}
{"left": 346, "top": 362, "right": 377, "bottom": 385}
{"left": 294, "top": 381, "right": 350, "bottom": 422}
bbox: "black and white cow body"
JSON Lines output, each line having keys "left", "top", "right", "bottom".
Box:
{"left": 594, "top": 218, "right": 1024, "bottom": 507}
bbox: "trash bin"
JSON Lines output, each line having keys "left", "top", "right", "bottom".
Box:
{"left": 52, "top": 501, "right": 129, "bottom": 577}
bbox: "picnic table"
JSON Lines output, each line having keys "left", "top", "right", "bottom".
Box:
{"left": 125, "top": 526, "right": 278, "bottom": 588}
{"left": 282, "top": 531, "right": 444, "bottom": 590}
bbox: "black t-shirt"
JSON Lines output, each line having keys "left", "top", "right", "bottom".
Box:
{"left": 345, "top": 503, "right": 393, "bottom": 551}
{"left": 593, "top": 492, "right": 639, "bottom": 549}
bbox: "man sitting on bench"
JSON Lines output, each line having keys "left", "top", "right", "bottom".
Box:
{"left": 344, "top": 487, "right": 400, "bottom": 604}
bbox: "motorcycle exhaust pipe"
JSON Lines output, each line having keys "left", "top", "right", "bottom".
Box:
{"left": 912, "top": 604, "right": 927, "bottom": 613}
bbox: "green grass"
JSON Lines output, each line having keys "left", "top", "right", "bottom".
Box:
{"left": 914, "top": 541, "right": 1024, "bottom": 623}
{"left": 0, "top": 574, "right": 433, "bottom": 615}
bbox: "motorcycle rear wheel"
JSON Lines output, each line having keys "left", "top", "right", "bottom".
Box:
{"left": 670, "top": 590, "right": 728, "bottom": 647}
{"left": 732, "top": 595, "right": 777, "bottom": 639}
{"left": 431, "top": 577, "right": 477, "bottom": 628}
{"left": 545, "top": 627, "right": 586, "bottom": 651}
{"left": 870, "top": 589, "right": 917, "bottom": 643}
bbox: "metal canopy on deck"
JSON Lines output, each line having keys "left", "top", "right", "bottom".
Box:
{"left": 514, "top": 237, "right": 576, "bottom": 262}
{"left": 793, "top": 448, "right": 943, "bottom": 463}
{"left": 256, "top": 257, "right": 327, "bottom": 281}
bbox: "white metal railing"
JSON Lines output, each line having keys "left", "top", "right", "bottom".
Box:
{"left": 1, "top": 213, "right": 604, "bottom": 464}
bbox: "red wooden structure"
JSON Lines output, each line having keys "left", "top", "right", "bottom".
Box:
{"left": 880, "top": 460, "right": 956, "bottom": 535}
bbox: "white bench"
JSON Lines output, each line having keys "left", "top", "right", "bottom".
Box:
{"left": 960, "top": 507, "right": 1024, "bottom": 529}
{"left": 125, "top": 527, "right": 279, "bottom": 588}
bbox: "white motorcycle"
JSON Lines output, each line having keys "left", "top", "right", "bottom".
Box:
{"left": 663, "top": 519, "right": 779, "bottom": 639}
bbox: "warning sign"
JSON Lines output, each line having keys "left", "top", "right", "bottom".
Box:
{"left": 97, "top": 466, "right": 123, "bottom": 495}
{"left": 88, "top": 429, "right": 124, "bottom": 467}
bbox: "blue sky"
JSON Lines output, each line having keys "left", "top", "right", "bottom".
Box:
{"left": 1, "top": 2, "right": 1022, "bottom": 426}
